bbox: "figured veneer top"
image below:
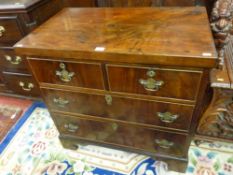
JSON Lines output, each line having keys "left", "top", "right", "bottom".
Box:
{"left": 0, "top": 0, "right": 41, "bottom": 10}
{"left": 14, "top": 7, "right": 218, "bottom": 68}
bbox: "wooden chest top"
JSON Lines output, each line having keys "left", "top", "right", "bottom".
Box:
{"left": 14, "top": 7, "right": 217, "bottom": 68}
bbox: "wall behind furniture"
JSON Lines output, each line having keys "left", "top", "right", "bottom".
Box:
{"left": 63, "top": 0, "right": 207, "bottom": 7}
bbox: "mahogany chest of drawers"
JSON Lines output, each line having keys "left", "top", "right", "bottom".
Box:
{"left": 14, "top": 7, "right": 217, "bottom": 172}
{"left": 0, "top": 0, "right": 62, "bottom": 97}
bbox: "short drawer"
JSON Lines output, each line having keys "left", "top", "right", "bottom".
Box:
{"left": 0, "top": 16, "right": 24, "bottom": 46}
{"left": 2, "top": 72, "right": 40, "bottom": 97}
{"left": 107, "top": 65, "right": 202, "bottom": 101}
{"left": 28, "top": 59, "right": 105, "bottom": 90}
{"left": 0, "top": 48, "right": 29, "bottom": 73}
{"left": 53, "top": 113, "right": 190, "bottom": 157}
{"left": 42, "top": 88, "right": 194, "bottom": 131}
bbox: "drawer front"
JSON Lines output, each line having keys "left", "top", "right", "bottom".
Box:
{"left": 107, "top": 65, "right": 202, "bottom": 100}
{"left": 29, "top": 59, "right": 105, "bottom": 89}
{"left": 0, "top": 48, "right": 29, "bottom": 73}
{"left": 0, "top": 16, "right": 24, "bottom": 46}
{"left": 2, "top": 72, "right": 40, "bottom": 97}
{"left": 53, "top": 113, "right": 189, "bottom": 157}
{"left": 42, "top": 88, "right": 194, "bottom": 131}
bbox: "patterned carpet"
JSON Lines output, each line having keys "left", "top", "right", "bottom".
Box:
{"left": 0, "top": 102, "right": 232, "bottom": 175}
{"left": 0, "top": 95, "right": 32, "bottom": 148}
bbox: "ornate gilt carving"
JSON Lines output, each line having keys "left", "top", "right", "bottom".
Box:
{"left": 211, "top": 0, "right": 233, "bottom": 68}
{"left": 197, "top": 88, "right": 233, "bottom": 139}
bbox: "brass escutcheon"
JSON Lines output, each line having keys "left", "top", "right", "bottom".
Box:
{"left": 105, "top": 95, "right": 112, "bottom": 106}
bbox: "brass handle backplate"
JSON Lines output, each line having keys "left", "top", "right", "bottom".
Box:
{"left": 155, "top": 139, "right": 174, "bottom": 149}
{"left": 64, "top": 123, "right": 79, "bottom": 133}
{"left": 0, "top": 26, "right": 5, "bottom": 37}
{"left": 56, "top": 63, "right": 75, "bottom": 82}
{"left": 157, "top": 112, "right": 179, "bottom": 123}
{"left": 53, "top": 97, "right": 69, "bottom": 107}
{"left": 5, "top": 55, "right": 22, "bottom": 65}
{"left": 19, "top": 81, "right": 34, "bottom": 91}
{"left": 105, "top": 95, "right": 112, "bottom": 105}
{"left": 139, "top": 70, "right": 164, "bottom": 91}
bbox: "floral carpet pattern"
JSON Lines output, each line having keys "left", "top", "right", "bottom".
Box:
{"left": 0, "top": 102, "right": 232, "bottom": 175}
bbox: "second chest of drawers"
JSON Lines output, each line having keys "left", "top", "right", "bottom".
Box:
{"left": 0, "top": 0, "right": 62, "bottom": 97}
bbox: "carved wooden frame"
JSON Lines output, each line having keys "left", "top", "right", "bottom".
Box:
{"left": 210, "top": 0, "right": 233, "bottom": 68}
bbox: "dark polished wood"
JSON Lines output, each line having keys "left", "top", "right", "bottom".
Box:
{"left": 29, "top": 59, "right": 105, "bottom": 90}
{"left": 15, "top": 8, "right": 217, "bottom": 68}
{"left": 15, "top": 7, "right": 217, "bottom": 172}
{"left": 107, "top": 64, "right": 203, "bottom": 101}
{"left": 2, "top": 72, "right": 40, "bottom": 97}
{"left": 0, "top": 48, "right": 29, "bottom": 73}
{"left": 53, "top": 113, "right": 190, "bottom": 157}
{"left": 0, "top": 0, "right": 42, "bottom": 10}
{"left": 0, "top": 0, "right": 62, "bottom": 96}
{"left": 0, "top": 16, "right": 24, "bottom": 47}
{"left": 42, "top": 87, "right": 194, "bottom": 132}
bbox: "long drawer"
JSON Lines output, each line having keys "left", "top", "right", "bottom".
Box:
{"left": 53, "top": 113, "right": 190, "bottom": 158}
{"left": 42, "top": 88, "right": 194, "bottom": 131}
{"left": 107, "top": 64, "right": 202, "bottom": 101}
{"left": 28, "top": 59, "right": 105, "bottom": 90}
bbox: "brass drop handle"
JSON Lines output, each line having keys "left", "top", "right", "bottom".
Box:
{"left": 157, "top": 112, "right": 179, "bottom": 123}
{"left": 139, "top": 70, "right": 164, "bottom": 91}
{"left": 105, "top": 95, "right": 112, "bottom": 106}
{"left": 56, "top": 63, "right": 75, "bottom": 82}
{"left": 5, "top": 55, "right": 22, "bottom": 65}
{"left": 53, "top": 97, "right": 69, "bottom": 107}
{"left": 155, "top": 139, "right": 174, "bottom": 149}
{"left": 19, "top": 81, "right": 34, "bottom": 91}
{"left": 64, "top": 123, "right": 79, "bottom": 133}
{"left": 0, "top": 26, "right": 5, "bottom": 37}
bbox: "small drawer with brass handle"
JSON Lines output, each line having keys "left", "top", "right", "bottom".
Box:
{"left": 5, "top": 55, "right": 22, "bottom": 65}
{"left": 64, "top": 123, "right": 79, "bottom": 133}
{"left": 107, "top": 64, "right": 202, "bottom": 100}
{"left": 19, "top": 81, "right": 34, "bottom": 91}
{"left": 139, "top": 70, "right": 164, "bottom": 91}
{"left": 53, "top": 97, "right": 69, "bottom": 107}
{"left": 0, "top": 26, "right": 5, "bottom": 37}
{"left": 0, "top": 17, "right": 24, "bottom": 46}
{"left": 155, "top": 139, "right": 174, "bottom": 149}
{"left": 28, "top": 59, "right": 105, "bottom": 89}
{"left": 2, "top": 72, "right": 40, "bottom": 96}
{"left": 157, "top": 112, "right": 179, "bottom": 123}
{"left": 56, "top": 63, "right": 75, "bottom": 82}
